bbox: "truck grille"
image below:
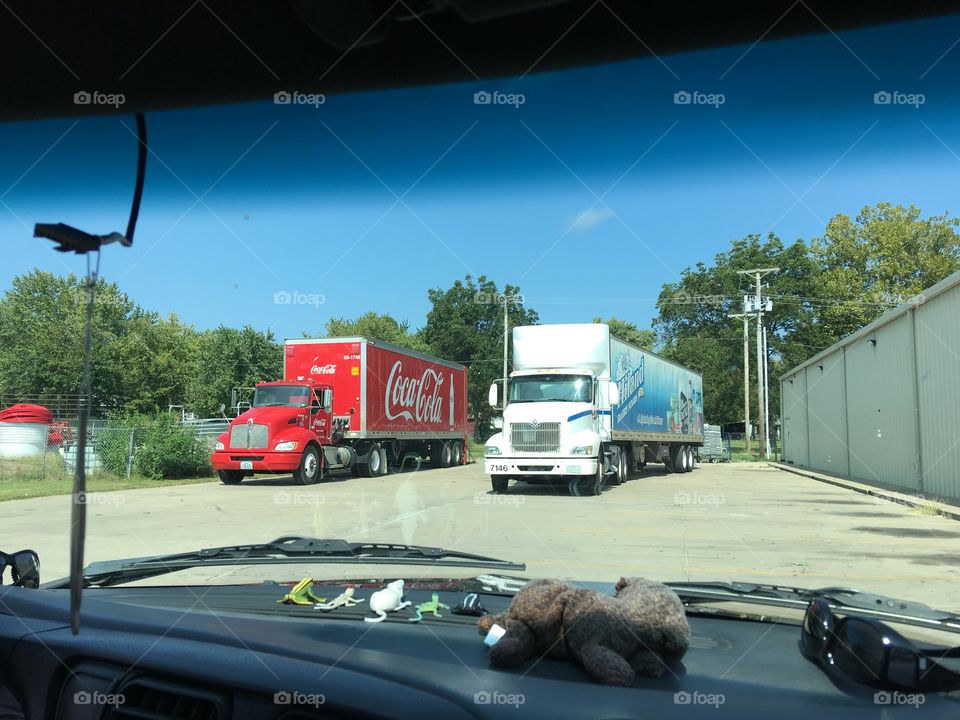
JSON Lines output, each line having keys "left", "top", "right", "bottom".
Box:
{"left": 229, "top": 423, "right": 268, "bottom": 449}
{"left": 510, "top": 422, "right": 560, "bottom": 453}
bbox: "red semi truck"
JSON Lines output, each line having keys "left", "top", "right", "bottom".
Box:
{"left": 211, "top": 338, "right": 469, "bottom": 484}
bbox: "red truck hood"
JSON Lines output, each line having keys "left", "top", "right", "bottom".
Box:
{"left": 233, "top": 405, "right": 304, "bottom": 428}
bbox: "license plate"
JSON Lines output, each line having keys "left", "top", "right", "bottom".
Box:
{"left": 240, "top": 461, "right": 253, "bottom": 470}
{"left": 565, "top": 464, "right": 581, "bottom": 474}
{"left": 489, "top": 464, "right": 509, "bottom": 473}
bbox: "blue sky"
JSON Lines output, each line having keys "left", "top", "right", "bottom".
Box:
{"left": 3, "top": 13, "right": 960, "bottom": 339}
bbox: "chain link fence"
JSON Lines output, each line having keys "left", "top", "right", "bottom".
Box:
{"left": 0, "top": 418, "right": 229, "bottom": 482}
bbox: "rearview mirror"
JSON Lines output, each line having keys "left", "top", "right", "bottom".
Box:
{"left": 1, "top": 549, "right": 40, "bottom": 588}
{"left": 488, "top": 383, "right": 499, "bottom": 407}
{"left": 609, "top": 383, "right": 620, "bottom": 406}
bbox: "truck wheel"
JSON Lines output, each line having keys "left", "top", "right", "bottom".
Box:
{"left": 360, "top": 443, "right": 382, "bottom": 477}
{"left": 616, "top": 451, "right": 628, "bottom": 484}
{"left": 665, "top": 444, "right": 680, "bottom": 473}
{"left": 683, "top": 446, "right": 693, "bottom": 473}
{"left": 438, "top": 441, "right": 453, "bottom": 468}
{"left": 294, "top": 445, "right": 323, "bottom": 485}
{"left": 576, "top": 462, "right": 603, "bottom": 496}
{"left": 491, "top": 475, "right": 508, "bottom": 493}
{"left": 680, "top": 445, "right": 691, "bottom": 473}
{"left": 689, "top": 448, "right": 697, "bottom": 470}
{"left": 450, "top": 441, "right": 463, "bottom": 466}
{"left": 218, "top": 470, "right": 244, "bottom": 485}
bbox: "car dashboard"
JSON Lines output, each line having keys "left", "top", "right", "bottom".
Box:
{"left": 1, "top": 583, "right": 958, "bottom": 719}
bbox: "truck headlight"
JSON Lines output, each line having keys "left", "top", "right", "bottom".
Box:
{"left": 570, "top": 445, "right": 593, "bottom": 455}
{"left": 214, "top": 441, "right": 225, "bottom": 451}
{"left": 274, "top": 441, "right": 298, "bottom": 452}
{"left": 485, "top": 446, "right": 501, "bottom": 456}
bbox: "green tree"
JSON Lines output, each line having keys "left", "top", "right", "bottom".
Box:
{"left": 318, "top": 311, "right": 428, "bottom": 352}
{"left": 185, "top": 326, "right": 282, "bottom": 416}
{"left": 592, "top": 316, "right": 656, "bottom": 350}
{"left": 0, "top": 271, "right": 141, "bottom": 409}
{"left": 419, "top": 275, "right": 539, "bottom": 440}
{"left": 811, "top": 203, "right": 960, "bottom": 340}
{"left": 654, "top": 234, "right": 822, "bottom": 426}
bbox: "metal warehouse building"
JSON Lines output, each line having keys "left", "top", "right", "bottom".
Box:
{"left": 780, "top": 270, "right": 960, "bottom": 504}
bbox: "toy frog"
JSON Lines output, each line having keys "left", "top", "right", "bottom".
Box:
{"left": 409, "top": 593, "right": 450, "bottom": 622}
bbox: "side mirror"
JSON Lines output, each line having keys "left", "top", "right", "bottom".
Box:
{"left": 488, "top": 383, "right": 499, "bottom": 407}
{"left": 1, "top": 549, "right": 40, "bottom": 588}
{"left": 608, "top": 383, "right": 620, "bottom": 406}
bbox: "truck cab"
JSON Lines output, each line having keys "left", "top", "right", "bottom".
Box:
{"left": 211, "top": 380, "right": 335, "bottom": 485}
{"left": 483, "top": 367, "right": 620, "bottom": 496}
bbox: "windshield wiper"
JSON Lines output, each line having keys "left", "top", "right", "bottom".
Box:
{"left": 667, "top": 581, "right": 960, "bottom": 629}
{"left": 46, "top": 537, "right": 526, "bottom": 588}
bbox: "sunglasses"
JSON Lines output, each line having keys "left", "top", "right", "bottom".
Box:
{"left": 0, "top": 549, "right": 40, "bottom": 589}
{"left": 801, "top": 597, "right": 960, "bottom": 692}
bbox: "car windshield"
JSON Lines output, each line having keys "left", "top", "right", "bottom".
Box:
{"left": 509, "top": 375, "right": 593, "bottom": 403}
{"left": 3, "top": 10, "right": 960, "bottom": 628}
{"left": 252, "top": 386, "right": 310, "bottom": 408}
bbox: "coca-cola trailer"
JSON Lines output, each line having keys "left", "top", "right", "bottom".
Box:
{"left": 211, "top": 337, "right": 469, "bottom": 484}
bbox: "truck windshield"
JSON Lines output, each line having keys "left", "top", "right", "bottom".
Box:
{"left": 252, "top": 386, "right": 310, "bottom": 408}
{"left": 508, "top": 375, "right": 593, "bottom": 403}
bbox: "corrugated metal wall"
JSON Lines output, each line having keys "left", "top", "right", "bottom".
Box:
{"left": 780, "top": 271, "right": 960, "bottom": 503}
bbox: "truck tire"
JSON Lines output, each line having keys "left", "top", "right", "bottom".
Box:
{"left": 690, "top": 448, "right": 697, "bottom": 470}
{"left": 616, "top": 451, "right": 628, "bottom": 484}
{"left": 451, "top": 441, "right": 463, "bottom": 466}
{"left": 360, "top": 443, "right": 382, "bottom": 478}
{"left": 681, "top": 445, "right": 692, "bottom": 473}
{"left": 665, "top": 444, "right": 680, "bottom": 473}
{"left": 491, "top": 475, "right": 508, "bottom": 493}
{"left": 434, "top": 441, "right": 453, "bottom": 468}
{"left": 218, "top": 470, "right": 244, "bottom": 485}
{"left": 574, "top": 461, "right": 603, "bottom": 496}
{"left": 294, "top": 445, "right": 322, "bottom": 485}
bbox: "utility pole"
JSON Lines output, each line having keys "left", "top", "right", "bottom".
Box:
{"left": 727, "top": 312, "right": 750, "bottom": 452}
{"left": 503, "top": 293, "right": 509, "bottom": 412}
{"left": 738, "top": 268, "right": 778, "bottom": 459}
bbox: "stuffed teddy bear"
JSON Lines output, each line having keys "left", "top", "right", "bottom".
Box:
{"left": 478, "top": 576, "right": 690, "bottom": 686}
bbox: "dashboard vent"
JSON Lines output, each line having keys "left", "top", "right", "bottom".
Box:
{"left": 106, "top": 677, "right": 225, "bottom": 720}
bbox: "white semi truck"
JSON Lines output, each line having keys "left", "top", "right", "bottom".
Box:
{"left": 483, "top": 323, "right": 704, "bottom": 495}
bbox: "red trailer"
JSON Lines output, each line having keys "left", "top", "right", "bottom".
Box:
{"left": 211, "top": 338, "right": 468, "bottom": 484}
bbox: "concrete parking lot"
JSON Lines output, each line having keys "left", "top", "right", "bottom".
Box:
{"left": 2, "top": 461, "right": 958, "bottom": 611}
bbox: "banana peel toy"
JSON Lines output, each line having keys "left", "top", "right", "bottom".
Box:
{"left": 277, "top": 577, "right": 326, "bottom": 606}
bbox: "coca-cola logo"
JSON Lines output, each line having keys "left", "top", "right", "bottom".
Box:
{"left": 385, "top": 360, "right": 446, "bottom": 423}
{"left": 310, "top": 363, "right": 336, "bottom": 375}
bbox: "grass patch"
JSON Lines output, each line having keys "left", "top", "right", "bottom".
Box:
{"left": 0, "top": 455, "right": 213, "bottom": 502}
{"left": 466, "top": 438, "right": 486, "bottom": 462}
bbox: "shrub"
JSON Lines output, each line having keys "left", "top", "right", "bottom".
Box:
{"left": 134, "top": 413, "right": 212, "bottom": 480}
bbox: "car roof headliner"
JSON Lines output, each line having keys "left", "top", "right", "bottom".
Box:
{"left": 3, "top": 0, "right": 960, "bottom": 122}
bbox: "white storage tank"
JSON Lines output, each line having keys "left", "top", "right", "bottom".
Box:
{"left": 0, "top": 422, "right": 50, "bottom": 459}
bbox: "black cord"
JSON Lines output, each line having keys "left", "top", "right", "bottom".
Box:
{"left": 125, "top": 113, "right": 148, "bottom": 244}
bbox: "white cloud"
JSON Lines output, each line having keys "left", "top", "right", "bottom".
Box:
{"left": 569, "top": 207, "right": 615, "bottom": 232}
